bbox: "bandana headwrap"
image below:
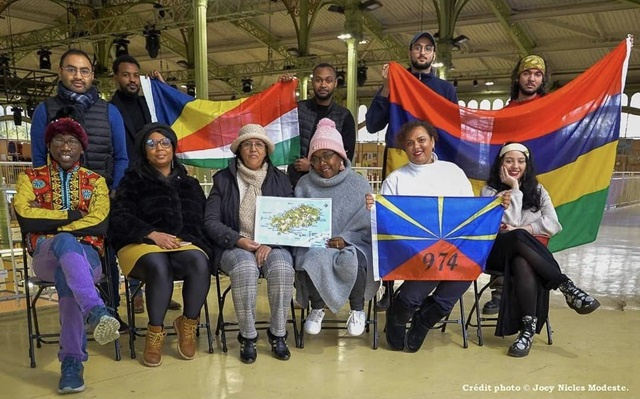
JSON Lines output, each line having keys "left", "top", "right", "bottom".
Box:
{"left": 517, "top": 55, "right": 545, "bottom": 76}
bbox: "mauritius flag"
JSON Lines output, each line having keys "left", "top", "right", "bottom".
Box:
{"left": 372, "top": 195, "right": 504, "bottom": 281}
{"left": 386, "top": 37, "right": 632, "bottom": 252}
{"left": 141, "top": 79, "right": 299, "bottom": 168}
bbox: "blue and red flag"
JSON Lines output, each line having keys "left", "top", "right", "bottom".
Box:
{"left": 386, "top": 38, "right": 632, "bottom": 252}
{"left": 372, "top": 195, "right": 504, "bottom": 281}
{"left": 141, "top": 79, "right": 299, "bottom": 168}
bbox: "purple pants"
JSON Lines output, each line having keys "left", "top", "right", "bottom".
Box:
{"left": 32, "top": 233, "right": 103, "bottom": 362}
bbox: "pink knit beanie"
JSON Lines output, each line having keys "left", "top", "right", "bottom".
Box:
{"left": 308, "top": 118, "right": 348, "bottom": 161}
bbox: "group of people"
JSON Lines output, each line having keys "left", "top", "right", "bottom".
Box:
{"left": 15, "top": 30, "right": 600, "bottom": 395}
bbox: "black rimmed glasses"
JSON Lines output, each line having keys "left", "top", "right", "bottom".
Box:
{"left": 145, "top": 138, "right": 172, "bottom": 149}
{"left": 61, "top": 66, "right": 93, "bottom": 77}
{"left": 310, "top": 151, "right": 337, "bottom": 165}
{"left": 51, "top": 136, "right": 82, "bottom": 149}
{"left": 411, "top": 44, "right": 434, "bottom": 54}
{"left": 241, "top": 140, "right": 266, "bottom": 150}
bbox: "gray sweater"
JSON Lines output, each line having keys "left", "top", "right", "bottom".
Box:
{"left": 481, "top": 184, "right": 562, "bottom": 237}
{"left": 294, "top": 161, "right": 380, "bottom": 313}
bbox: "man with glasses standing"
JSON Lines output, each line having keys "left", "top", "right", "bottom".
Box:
{"left": 29, "top": 48, "right": 129, "bottom": 331}
{"left": 365, "top": 32, "right": 458, "bottom": 311}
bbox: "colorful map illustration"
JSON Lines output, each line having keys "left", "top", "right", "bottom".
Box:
{"left": 255, "top": 196, "right": 332, "bottom": 247}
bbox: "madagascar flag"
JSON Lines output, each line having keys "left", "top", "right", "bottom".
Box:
{"left": 387, "top": 38, "right": 632, "bottom": 252}
{"left": 372, "top": 196, "right": 504, "bottom": 281}
{"left": 142, "top": 80, "right": 299, "bottom": 168}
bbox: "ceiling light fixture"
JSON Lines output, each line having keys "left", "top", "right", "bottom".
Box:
{"left": 337, "top": 33, "right": 352, "bottom": 41}
{"left": 37, "top": 48, "right": 52, "bottom": 70}
{"left": 485, "top": 80, "right": 494, "bottom": 86}
{"left": 432, "top": 61, "right": 444, "bottom": 68}
{"left": 242, "top": 78, "right": 253, "bottom": 93}
{"left": 144, "top": 25, "right": 161, "bottom": 59}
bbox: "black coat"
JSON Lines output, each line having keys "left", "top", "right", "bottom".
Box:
{"left": 204, "top": 159, "right": 293, "bottom": 267}
{"left": 109, "top": 168, "right": 212, "bottom": 261}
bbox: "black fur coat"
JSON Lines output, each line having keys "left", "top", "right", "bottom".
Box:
{"left": 109, "top": 168, "right": 211, "bottom": 259}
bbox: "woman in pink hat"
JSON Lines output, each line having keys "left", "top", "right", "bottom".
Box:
{"left": 295, "top": 118, "right": 379, "bottom": 339}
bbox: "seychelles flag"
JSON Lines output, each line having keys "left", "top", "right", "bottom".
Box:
{"left": 372, "top": 195, "right": 504, "bottom": 281}
{"left": 386, "top": 37, "right": 632, "bottom": 252}
{"left": 141, "top": 79, "right": 299, "bottom": 168}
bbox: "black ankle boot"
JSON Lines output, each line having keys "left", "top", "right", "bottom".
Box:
{"left": 405, "top": 297, "right": 448, "bottom": 353}
{"left": 385, "top": 297, "right": 415, "bottom": 351}
{"left": 237, "top": 334, "right": 258, "bottom": 364}
{"left": 559, "top": 280, "right": 600, "bottom": 315}
{"left": 508, "top": 316, "right": 537, "bottom": 357}
{"left": 376, "top": 290, "right": 391, "bottom": 312}
{"left": 267, "top": 329, "right": 290, "bottom": 361}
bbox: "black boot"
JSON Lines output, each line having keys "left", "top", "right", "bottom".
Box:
{"left": 376, "top": 282, "right": 393, "bottom": 312}
{"left": 559, "top": 279, "right": 600, "bottom": 315}
{"left": 237, "top": 334, "right": 258, "bottom": 364}
{"left": 267, "top": 329, "right": 291, "bottom": 361}
{"left": 508, "top": 316, "right": 537, "bottom": 357}
{"left": 385, "top": 297, "right": 415, "bottom": 351}
{"left": 405, "top": 297, "right": 448, "bottom": 353}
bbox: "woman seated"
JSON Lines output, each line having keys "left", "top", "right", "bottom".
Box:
{"left": 204, "top": 124, "right": 294, "bottom": 364}
{"left": 110, "top": 122, "right": 211, "bottom": 367}
{"left": 296, "top": 118, "right": 379, "bottom": 337}
{"left": 14, "top": 114, "right": 120, "bottom": 394}
{"left": 482, "top": 142, "right": 600, "bottom": 357}
{"left": 366, "top": 120, "right": 490, "bottom": 353}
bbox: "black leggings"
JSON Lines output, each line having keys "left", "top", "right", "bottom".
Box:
{"left": 487, "top": 230, "right": 568, "bottom": 316}
{"left": 130, "top": 250, "right": 211, "bottom": 326}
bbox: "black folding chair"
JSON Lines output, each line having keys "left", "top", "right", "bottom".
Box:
{"left": 124, "top": 277, "right": 214, "bottom": 359}
{"left": 466, "top": 271, "right": 553, "bottom": 346}
{"left": 23, "top": 236, "right": 122, "bottom": 368}
{"left": 215, "top": 270, "right": 299, "bottom": 352}
{"left": 298, "top": 298, "right": 379, "bottom": 350}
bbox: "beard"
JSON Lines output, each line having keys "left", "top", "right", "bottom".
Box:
{"left": 519, "top": 84, "right": 539, "bottom": 96}
{"left": 411, "top": 58, "right": 432, "bottom": 71}
{"left": 313, "top": 88, "right": 334, "bottom": 102}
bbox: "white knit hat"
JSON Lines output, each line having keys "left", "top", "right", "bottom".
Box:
{"left": 230, "top": 123, "right": 275, "bottom": 154}
{"left": 308, "top": 118, "right": 348, "bottom": 161}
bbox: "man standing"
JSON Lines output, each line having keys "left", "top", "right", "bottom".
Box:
{"left": 282, "top": 63, "right": 356, "bottom": 186}
{"left": 366, "top": 32, "right": 458, "bottom": 310}
{"left": 366, "top": 32, "right": 457, "bottom": 139}
{"left": 30, "top": 48, "right": 128, "bottom": 190}
{"left": 110, "top": 54, "right": 181, "bottom": 314}
{"left": 29, "top": 48, "right": 129, "bottom": 330}
{"left": 482, "top": 54, "right": 548, "bottom": 316}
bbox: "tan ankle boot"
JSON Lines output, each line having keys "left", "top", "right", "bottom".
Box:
{"left": 173, "top": 315, "right": 199, "bottom": 360}
{"left": 143, "top": 324, "right": 166, "bottom": 367}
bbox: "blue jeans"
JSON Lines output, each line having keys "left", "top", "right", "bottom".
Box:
{"left": 32, "top": 233, "right": 103, "bottom": 362}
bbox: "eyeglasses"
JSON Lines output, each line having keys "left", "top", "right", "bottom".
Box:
{"left": 310, "top": 151, "right": 336, "bottom": 165}
{"left": 61, "top": 66, "right": 93, "bottom": 77}
{"left": 411, "top": 44, "right": 435, "bottom": 54}
{"left": 241, "top": 140, "right": 266, "bottom": 150}
{"left": 51, "top": 136, "right": 82, "bottom": 149}
{"left": 145, "top": 138, "right": 172, "bottom": 149}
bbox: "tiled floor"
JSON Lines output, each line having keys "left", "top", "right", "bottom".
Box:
{"left": 0, "top": 205, "right": 638, "bottom": 399}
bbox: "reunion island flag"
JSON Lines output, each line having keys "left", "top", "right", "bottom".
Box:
{"left": 386, "top": 37, "right": 632, "bottom": 252}
{"left": 372, "top": 195, "right": 504, "bottom": 281}
{"left": 142, "top": 79, "right": 299, "bottom": 168}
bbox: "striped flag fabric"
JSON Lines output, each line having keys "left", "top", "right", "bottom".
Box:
{"left": 386, "top": 38, "right": 632, "bottom": 252}
{"left": 142, "top": 79, "right": 300, "bottom": 168}
{"left": 372, "top": 196, "right": 504, "bottom": 281}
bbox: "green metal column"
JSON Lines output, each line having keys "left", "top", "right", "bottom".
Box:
{"left": 345, "top": 37, "right": 358, "bottom": 120}
{"left": 193, "top": 0, "right": 209, "bottom": 99}
{"left": 300, "top": 76, "right": 309, "bottom": 101}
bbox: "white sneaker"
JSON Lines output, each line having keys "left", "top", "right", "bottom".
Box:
{"left": 304, "top": 309, "right": 325, "bottom": 335}
{"left": 346, "top": 310, "right": 366, "bottom": 336}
